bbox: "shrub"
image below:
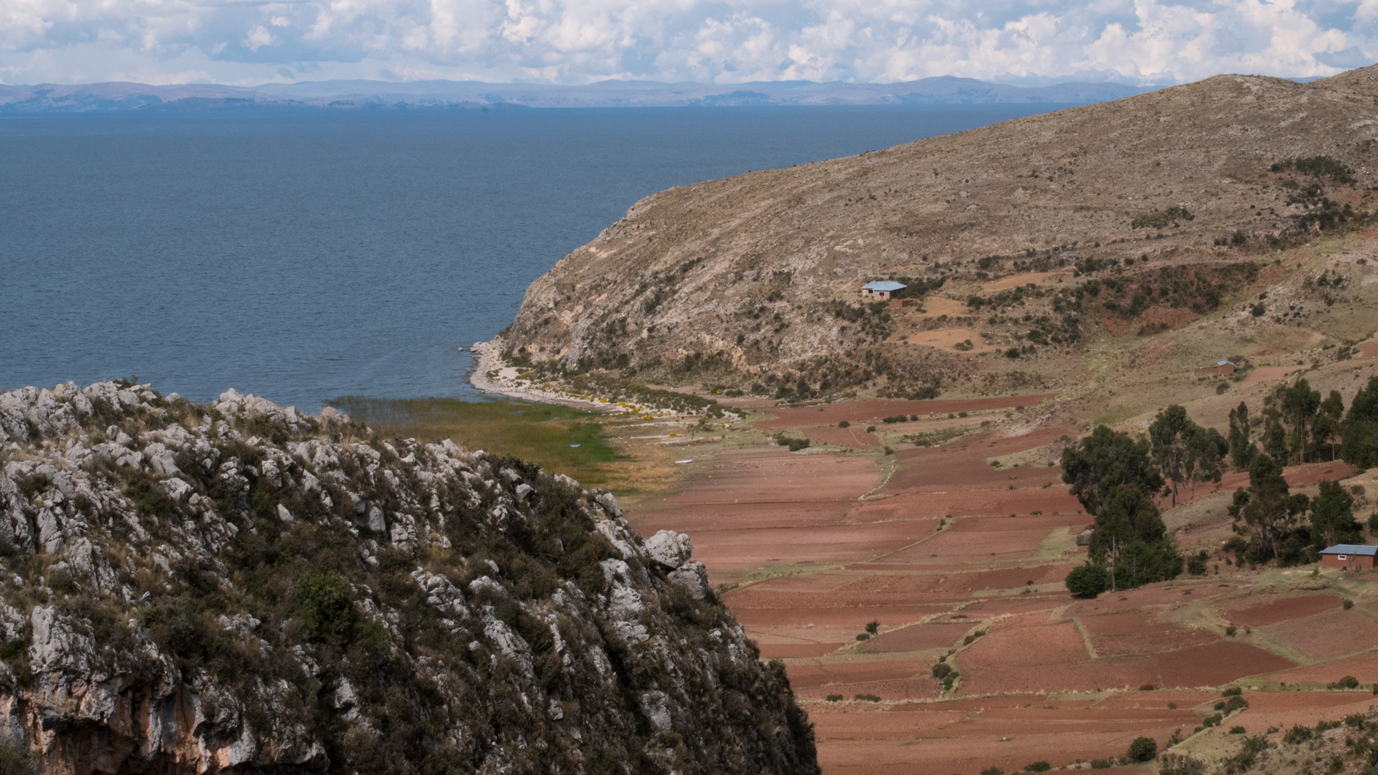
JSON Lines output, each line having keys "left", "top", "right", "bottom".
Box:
{"left": 1223, "top": 695, "right": 1248, "bottom": 713}
{"left": 1338, "top": 675, "right": 1360, "bottom": 689}
{"left": 865, "top": 620, "right": 879, "bottom": 635}
{"left": 1225, "top": 625, "right": 1237, "bottom": 637}
{"left": 0, "top": 742, "right": 35, "bottom": 775}
{"left": 1221, "top": 686, "right": 1242, "bottom": 697}
{"left": 1344, "top": 599, "right": 1354, "bottom": 610}
{"left": 854, "top": 693, "right": 880, "bottom": 702}
{"left": 838, "top": 420, "right": 850, "bottom": 428}
{"left": 931, "top": 662, "right": 953, "bottom": 679}
{"left": 1064, "top": 565, "right": 1108, "bottom": 598}
{"left": 981, "top": 767, "right": 1003, "bottom": 775}
{"left": 826, "top": 694, "right": 843, "bottom": 702}
{"left": 1202, "top": 714, "right": 1223, "bottom": 728}
{"left": 1229, "top": 726, "right": 1246, "bottom": 734}
{"left": 855, "top": 633, "right": 870, "bottom": 641}
{"left": 1283, "top": 725, "right": 1313, "bottom": 744}
{"left": 1089, "top": 759, "right": 1112, "bottom": 769}
{"left": 1126, "top": 736, "right": 1157, "bottom": 762}
{"left": 1024, "top": 763, "right": 1051, "bottom": 773}
{"left": 1139, "top": 683, "right": 1156, "bottom": 691}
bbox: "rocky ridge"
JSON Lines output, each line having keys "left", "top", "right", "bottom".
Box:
{"left": 0, "top": 381, "right": 816, "bottom": 774}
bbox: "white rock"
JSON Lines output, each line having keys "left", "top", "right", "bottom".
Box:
{"left": 644, "top": 530, "right": 692, "bottom": 569}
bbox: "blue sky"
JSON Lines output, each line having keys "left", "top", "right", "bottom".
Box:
{"left": 1, "top": 0, "right": 1373, "bottom": 86}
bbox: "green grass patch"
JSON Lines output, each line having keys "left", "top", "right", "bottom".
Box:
{"left": 327, "top": 397, "right": 620, "bottom": 486}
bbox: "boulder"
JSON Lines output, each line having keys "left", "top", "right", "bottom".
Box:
{"left": 644, "top": 530, "right": 692, "bottom": 569}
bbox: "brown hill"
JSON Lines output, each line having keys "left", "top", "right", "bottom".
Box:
{"left": 501, "top": 66, "right": 1378, "bottom": 398}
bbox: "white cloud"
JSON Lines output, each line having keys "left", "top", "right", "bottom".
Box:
{"left": 243, "top": 24, "right": 275, "bottom": 51}
{"left": 0, "top": 0, "right": 1373, "bottom": 85}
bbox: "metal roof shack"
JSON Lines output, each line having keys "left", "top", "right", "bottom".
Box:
{"left": 1195, "top": 360, "right": 1236, "bottom": 375}
{"left": 861, "top": 281, "right": 906, "bottom": 300}
{"left": 1320, "top": 544, "right": 1378, "bottom": 570}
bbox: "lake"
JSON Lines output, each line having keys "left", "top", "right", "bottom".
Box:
{"left": 0, "top": 104, "right": 1073, "bottom": 410}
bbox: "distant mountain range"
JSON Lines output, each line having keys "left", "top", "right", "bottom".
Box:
{"left": 0, "top": 77, "right": 1150, "bottom": 113}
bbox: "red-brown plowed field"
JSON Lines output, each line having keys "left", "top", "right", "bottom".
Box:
{"left": 1232, "top": 691, "right": 1378, "bottom": 730}
{"left": 1226, "top": 595, "right": 1343, "bottom": 626}
{"left": 1081, "top": 612, "right": 1219, "bottom": 657}
{"left": 623, "top": 396, "right": 1376, "bottom": 774}
{"left": 753, "top": 395, "right": 1055, "bottom": 431}
{"left": 1260, "top": 651, "right": 1378, "bottom": 684}
{"left": 758, "top": 643, "right": 842, "bottom": 658}
{"left": 855, "top": 489, "right": 1082, "bottom": 519}
{"left": 859, "top": 622, "right": 975, "bottom": 652}
{"left": 731, "top": 605, "right": 946, "bottom": 628}
{"left": 811, "top": 701, "right": 1193, "bottom": 775}
{"left": 1265, "top": 608, "right": 1378, "bottom": 659}
{"left": 788, "top": 659, "right": 931, "bottom": 689}
{"left": 886, "top": 527, "right": 1052, "bottom": 561}
{"left": 960, "top": 618, "right": 1295, "bottom": 694}
{"left": 798, "top": 678, "right": 941, "bottom": 702}
{"left": 804, "top": 425, "right": 882, "bottom": 448}
{"left": 686, "top": 522, "right": 930, "bottom": 574}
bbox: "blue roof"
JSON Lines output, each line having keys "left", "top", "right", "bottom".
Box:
{"left": 863, "top": 281, "right": 907, "bottom": 292}
{"left": 1218, "top": 360, "right": 1235, "bottom": 367}
{"left": 1321, "top": 544, "right": 1378, "bottom": 556}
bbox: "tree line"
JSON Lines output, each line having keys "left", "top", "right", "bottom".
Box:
{"left": 1064, "top": 375, "right": 1378, "bottom": 597}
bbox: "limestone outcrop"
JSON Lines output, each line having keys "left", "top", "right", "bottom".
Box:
{"left": 0, "top": 381, "right": 818, "bottom": 774}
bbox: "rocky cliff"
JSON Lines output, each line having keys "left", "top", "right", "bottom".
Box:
{"left": 0, "top": 381, "right": 817, "bottom": 774}
{"left": 501, "top": 66, "right": 1378, "bottom": 392}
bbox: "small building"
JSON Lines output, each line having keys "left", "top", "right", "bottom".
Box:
{"left": 1195, "top": 360, "right": 1236, "bottom": 375}
{"left": 862, "top": 280, "right": 907, "bottom": 300}
{"left": 1320, "top": 544, "right": 1378, "bottom": 570}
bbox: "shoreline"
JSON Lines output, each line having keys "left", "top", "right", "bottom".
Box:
{"left": 466, "top": 339, "right": 623, "bottom": 412}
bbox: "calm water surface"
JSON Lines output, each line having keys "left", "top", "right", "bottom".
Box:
{"left": 1, "top": 105, "right": 1070, "bottom": 410}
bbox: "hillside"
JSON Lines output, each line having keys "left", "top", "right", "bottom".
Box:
{"left": 0, "top": 381, "right": 818, "bottom": 774}
{"left": 500, "top": 65, "right": 1378, "bottom": 400}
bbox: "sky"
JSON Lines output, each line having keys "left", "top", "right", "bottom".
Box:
{"left": 1, "top": 0, "right": 1374, "bottom": 87}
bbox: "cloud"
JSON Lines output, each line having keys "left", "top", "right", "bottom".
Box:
{"left": 0, "top": 0, "right": 1373, "bottom": 86}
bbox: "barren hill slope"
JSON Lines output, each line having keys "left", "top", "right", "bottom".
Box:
{"left": 502, "top": 66, "right": 1378, "bottom": 393}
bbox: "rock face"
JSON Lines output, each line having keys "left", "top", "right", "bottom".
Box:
{"left": 0, "top": 381, "right": 818, "bottom": 774}
{"left": 501, "top": 65, "right": 1378, "bottom": 383}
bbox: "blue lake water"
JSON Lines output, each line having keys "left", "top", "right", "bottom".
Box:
{"left": 0, "top": 105, "right": 1072, "bottom": 411}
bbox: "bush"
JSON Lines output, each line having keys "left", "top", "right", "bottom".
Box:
{"left": 1064, "top": 565, "right": 1108, "bottom": 598}
{"left": 838, "top": 420, "right": 850, "bottom": 428}
{"left": 825, "top": 694, "right": 843, "bottom": 702}
{"left": 931, "top": 662, "right": 952, "bottom": 679}
{"left": 854, "top": 693, "right": 880, "bottom": 702}
{"left": 1187, "top": 550, "right": 1208, "bottom": 576}
{"left": 0, "top": 742, "right": 35, "bottom": 775}
{"left": 1229, "top": 726, "right": 1246, "bottom": 734}
{"left": 981, "top": 768, "right": 1003, "bottom": 775}
{"left": 1221, "top": 686, "right": 1242, "bottom": 697}
{"left": 855, "top": 633, "right": 870, "bottom": 641}
{"left": 1344, "top": 599, "right": 1354, "bottom": 610}
{"left": 1024, "top": 764, "right": 1051, "bottom": 773}
{"left": 1225, "top": 625, "right": 1237, "bottom": 637}
{"left": 1139, "top": 684, "right": 1156, "bottom": 691}
{"left": 1202, "top": 714, "right": 1223, "bottom": 728}
{"left": 865, "top": 620, "right": 879, "bottom": 634}
{"left": 1089, "top": 759, "right": 1112, "bottom": 769}
{"left": 1126, "top": 736, "right": 1157, "bottom": 762}
{"left": 1283, "top": 725, "right": 1313, "bottom": 744}
{"left": 1338, "top": 675, "right": 1360, "bottom": 689}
